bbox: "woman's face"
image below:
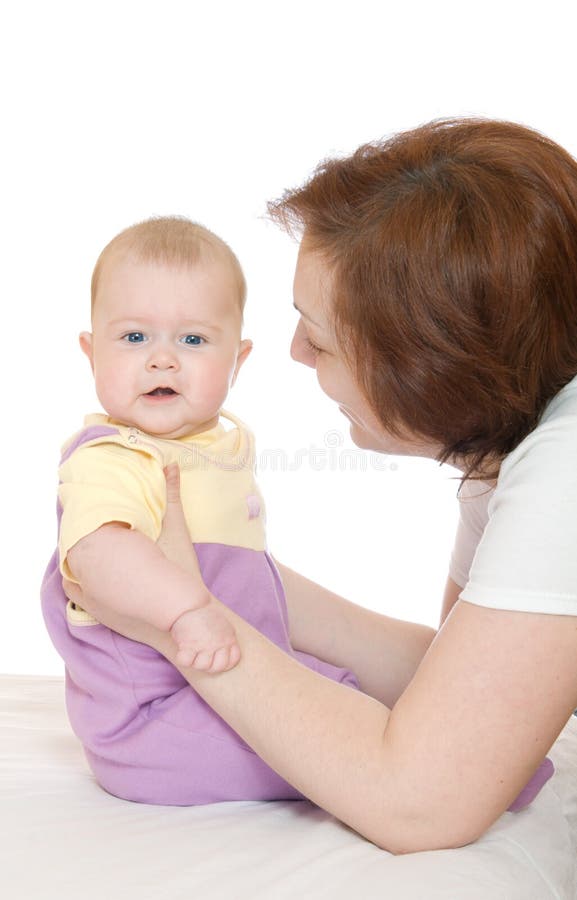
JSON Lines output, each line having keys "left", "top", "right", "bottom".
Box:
{"left": 290, "top": 244, "right": 442, "bottom": 460}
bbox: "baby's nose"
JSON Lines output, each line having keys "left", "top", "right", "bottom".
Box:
{"left": 146, "top": 344, "right": 179, "bottom": 370}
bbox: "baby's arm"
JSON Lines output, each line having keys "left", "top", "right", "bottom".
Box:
{"left": 66, "top": 523, "right": 240, "bottom": 672}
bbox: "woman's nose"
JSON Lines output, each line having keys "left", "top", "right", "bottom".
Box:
{"left": 290, "top": 322, "right": 316, "bottom": 369}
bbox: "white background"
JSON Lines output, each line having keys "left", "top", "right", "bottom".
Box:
{"left": 3, "top": 0, "right": 576, "bottom": 675}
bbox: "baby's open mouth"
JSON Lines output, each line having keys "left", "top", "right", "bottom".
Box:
{"left": 146, "top": 387, "right": 177, "bottom": 396}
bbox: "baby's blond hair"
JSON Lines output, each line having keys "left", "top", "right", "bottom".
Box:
{"left": 91, "top": 216, "right": 246, "bottom": 318}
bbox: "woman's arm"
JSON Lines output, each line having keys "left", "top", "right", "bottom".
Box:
{"left": 274, "top": 559, "right": 436, "bottom": 709}
{"left": 438, "top": 575, "right": 463, "bottom": 628}
{"left": 64, "top": 469, "right": 577, "bottom": 853}
{"left": 66, "top": 579, "right": 577, "bottom": 854}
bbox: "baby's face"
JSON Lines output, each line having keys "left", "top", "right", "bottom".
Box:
{"left": 80, "top": 255, "right": 251, "bottom": 439}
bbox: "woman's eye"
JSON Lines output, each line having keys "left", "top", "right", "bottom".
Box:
{"left": 181, "top": 334, "right": 205, "bottom": 346}
{"left": 123, "top": 332, "right": 145, "bottom": 343}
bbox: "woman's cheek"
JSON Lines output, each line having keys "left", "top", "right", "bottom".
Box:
{"left": 315, "top": 360, "right": 340, "bottom": 402}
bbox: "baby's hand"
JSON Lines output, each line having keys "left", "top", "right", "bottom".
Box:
{"left": 171, "top": 602, "right": 241, "bottom": 673}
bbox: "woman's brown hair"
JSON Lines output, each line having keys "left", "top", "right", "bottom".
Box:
{"left": 268, "top": 118, "right": 577, "bottom": 484}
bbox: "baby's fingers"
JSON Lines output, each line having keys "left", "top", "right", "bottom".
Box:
{"left": 225, "top": 644, "right": 241, "bottom": 670}
{"left": 187, "top": 645, "right": 241, "bottom": 673}
{"left": 191, "top": 650, "right": 216, "bottom": 671}
{"left": 175, "top": 647, "right": 199, "bottom": 668}
{"left": 210, "top": 644, "right": 241, "bottom": 673}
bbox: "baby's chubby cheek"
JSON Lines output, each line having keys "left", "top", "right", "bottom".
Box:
{"left": 94, "top": 373, "right": 124, "bottom": 411}
{"left": 191, "top": 364, "right": 235, "bottom": 405}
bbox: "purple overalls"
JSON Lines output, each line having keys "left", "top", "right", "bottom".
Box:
{"left": 41, "top": 424, "right": 359, "bottom": 805}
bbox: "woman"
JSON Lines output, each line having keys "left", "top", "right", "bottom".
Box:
{"left": 65, "top": 118, "right": 577, "bottom": 855}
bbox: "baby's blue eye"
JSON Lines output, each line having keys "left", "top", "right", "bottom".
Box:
{"left": 123, "top": 332, "right": 145, "bottom": 343}
{"left": 181, "top": 334, "right": 204, "bottom": 346}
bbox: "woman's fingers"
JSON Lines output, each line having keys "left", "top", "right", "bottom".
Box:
{"left": 162, "top": 464, "right": 190, "bottom": 535}
{"left": 164, "top": 462, "right": 184, "bottom": 506}
{"left": 157, "top": 464, "right": 201, "bottom": 576}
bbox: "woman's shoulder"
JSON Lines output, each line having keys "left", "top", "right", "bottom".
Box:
{"left": 458, "top": 375, "right": 577, "bottom": 615}
{"left": 496, "top": 374, "right": 577, "bottom": 492}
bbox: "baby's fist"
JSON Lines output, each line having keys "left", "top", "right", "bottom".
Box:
{"left": 171, "top": 604, "right": 241, "bottom": 673}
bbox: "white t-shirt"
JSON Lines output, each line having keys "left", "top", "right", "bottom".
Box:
{"left": 449, "top": 373, "right": 577, "bottom": 616}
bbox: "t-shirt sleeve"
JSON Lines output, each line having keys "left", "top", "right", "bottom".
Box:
{"left": 448, "top": 479, "right": 494, "bottom": 589}
{"left": 459, "top": 418, "right": 577, "bottom": 616}
{"left": 58, "top": 441, "right": 165, "bottom": 582}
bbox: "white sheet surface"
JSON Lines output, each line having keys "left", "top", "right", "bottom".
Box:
{"left": 1, "top": 675, "right": 575, "bottom": 899}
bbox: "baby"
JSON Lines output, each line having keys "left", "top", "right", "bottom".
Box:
{"left": 60, "top": 217, "right": 251, "bottom": 674}
{"left": 40, "top": 216, "right": 359, "bottom": 805}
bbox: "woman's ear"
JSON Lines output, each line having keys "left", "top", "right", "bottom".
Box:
{"left": 79, "top": 332, "right": 94, "bottom": 373}
{"left": 231, "top": 339, "right": 253, "bottom": 386}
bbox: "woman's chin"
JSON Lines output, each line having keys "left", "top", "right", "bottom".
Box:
{"left": 339, "top": 406, "right": 393, "bottom": 453}
{"left": 347, "top": 420, "right": 378, "bottom": 451}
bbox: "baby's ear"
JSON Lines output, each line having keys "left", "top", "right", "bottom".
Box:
{"left": 79, "top": 332, "right": 94, "bottom": 372}
{"left": 231, "top": 339, "right": 253, "bottom": 386}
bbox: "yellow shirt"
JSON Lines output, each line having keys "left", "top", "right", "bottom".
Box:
{"left": 58, "top": 409, "right": 267, "bottom": 583}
